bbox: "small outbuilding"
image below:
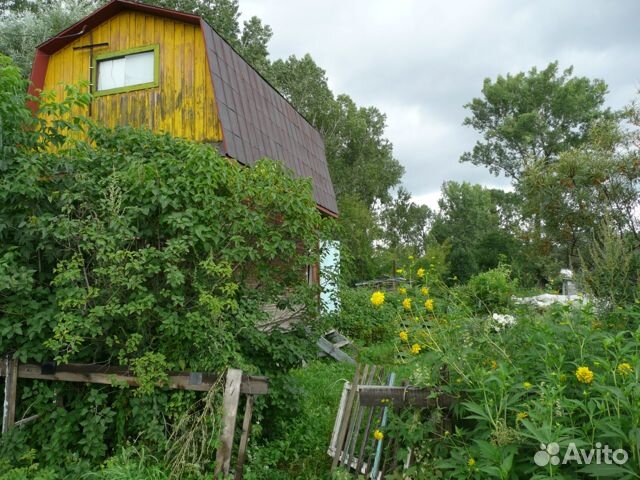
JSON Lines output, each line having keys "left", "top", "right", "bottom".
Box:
{"left": 28, "top": 0, "right": 338, "bottom": 218}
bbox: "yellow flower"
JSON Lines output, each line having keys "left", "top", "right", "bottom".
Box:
{"left": 523, "top": 381, "right": 533, "bottom": 390}
{"left": 411, "top": 343, "right": 422, "bottom": 354}
{"left": 490, "top": 360, "right": 498, "bottom": 370}
{"left": 516, "top": 411, "right": 529, "bottom": 421}
{"left": 408, "top": 255, "right": 414, "bottom": 261}
{"left": 398, "top": 287, "right": 407, "bottom": 296}
{"left": 399, "top": 331, "right": 408, "bottom": 342}
{"left": 402, "top": 297, "right": 412, "bottom": 311}
{"left": 396, "top": 268, "right": 404, "bottom": 274}
{"left": 374, "top": 429, "right": 384, "bottom": 441}
{"left": 468, "top": 457, "right": 476, "bottom": 467}
{"left": 576, "top": 366, "right": 594, "bottom": 384}
{"left": 421, "top": 286, "right": 429, "bottom": 296}
{"left": 417, "top": 268, "right": 426, "bottom": 278}
{"left": 424, "top": 298, "right": 434, "bottom": 312}
{"left": 617, "top": 363, "right": 633, "bottom": 376}
{"left": 370, "top": 291, "right": 385, "bottom": 307}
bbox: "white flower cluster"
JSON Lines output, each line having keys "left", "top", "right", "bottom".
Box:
{"left": 492, "top": 313, "right": 516, "bottom": 331}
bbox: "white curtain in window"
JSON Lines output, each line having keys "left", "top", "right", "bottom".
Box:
{"left": 97, "top": 50, "right": 154, "bottom": 91}
{"left": 97, "top": 57, "right": 125, "bottom": 91}
{"left": 124, "top": 51, "right": 154, "bottom": 87}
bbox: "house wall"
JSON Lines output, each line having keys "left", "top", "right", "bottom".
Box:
{"left": 41, "top": 10, "right": 223, "bottom": 143}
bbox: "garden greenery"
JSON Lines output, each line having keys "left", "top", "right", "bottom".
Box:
{"left": 357, "top": 260, "right": 640, "bottom": 479}
{"left": 0, "top": 54, "right": 325, "bottom": 475}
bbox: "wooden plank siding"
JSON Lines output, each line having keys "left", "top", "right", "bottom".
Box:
{"left": 40, "top": 10, "right": 223, "bottom": 143}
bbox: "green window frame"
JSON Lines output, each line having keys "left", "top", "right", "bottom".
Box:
{"left": 92, "top": 44, "right": 160, "bottom": 96}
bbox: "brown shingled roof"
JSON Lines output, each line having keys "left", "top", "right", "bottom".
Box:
{"left": 201, "top": 22, "right": 338, "bottom": 215}
{"left": 30, "top": 0, "right": 338, "bottom": 216}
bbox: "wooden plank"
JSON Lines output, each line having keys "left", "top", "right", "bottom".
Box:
{"left": 357, "top": 404, "right": 376, "bottom": 475}
{"left": 0, "top": 363, "right": 268, "bottom": 395}
{"left": 328, "top": 381, "right": 350, "bottom": 457}
{"left": 2, "top": 356, "right": 18, "bottom": 434}
{"left": 215, "top": 368, "right": 243, "bottom": 477}
{"left": 341, "top": 365, "right": 368, "bottom": 468}
{"left": 14, "top": 414, "right": 39, "bottom": 428}
{"left": 358, "top": 385, "right": 453, "bottom": 408}
{"left": 331, "top": 364, "right": 360, "bottom": 471}
{"left": 234, "top": 395, "right": 255, "bottom": 480}
{"left": 317, "top": 337, "right": 355, "bottom": 365}
{"left": 349, "top": 365, "right": 376, "bottom": 471}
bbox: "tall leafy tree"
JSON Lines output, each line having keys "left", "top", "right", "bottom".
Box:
{"left": 240, "top": 15, "right": 272, "bottom": 74}
{"left": 461, "top": 61, "right": 611, "bottom": 180}
{"left": 430, "top": 182, "right": 518, "bottom": 281}
{"left": 148, "top": 0, "right": 241, "bottom": 45}
{"left": 0, "top": 0, "right": 56, "bottom": 15}
{"left": 269, "top": 55, "right": 403, "bottom": 207}
{"left": 379, "top": 187, "right": 431, "bottom": 255}
{"left": 0, "top": 0, "right": 101, "bottom": 73}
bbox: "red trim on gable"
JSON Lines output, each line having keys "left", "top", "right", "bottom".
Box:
{"left": 27, "top": 50, "right": 49, "bottom": 111}
{"left": 317, "top": 204, "right": 339, "bottom": 218}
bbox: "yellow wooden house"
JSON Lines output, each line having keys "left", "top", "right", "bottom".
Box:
{"left": 29, "top": 0, "right": 338, "bottom": 218}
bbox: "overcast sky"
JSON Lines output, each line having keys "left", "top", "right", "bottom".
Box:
{"left": 240, "top": 0, "right": 640, "bottom": 209}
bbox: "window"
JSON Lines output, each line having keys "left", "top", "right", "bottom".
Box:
{"left": 93, "top": 45, "right": 159, "bottom": 95}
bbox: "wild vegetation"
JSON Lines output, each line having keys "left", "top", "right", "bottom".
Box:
{"left": 1, "top": 0, "right": 640, "bottom": 478}
{"left": 0, "top": 54, "right": 326, "bottom": 478}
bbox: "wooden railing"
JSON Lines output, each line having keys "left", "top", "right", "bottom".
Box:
{"left": 0, "top": 356, "right": 268, "bottom": 479}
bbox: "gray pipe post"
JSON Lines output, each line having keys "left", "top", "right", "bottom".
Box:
{"left": 370, "top": 372, "right": 396, "bottom": 479}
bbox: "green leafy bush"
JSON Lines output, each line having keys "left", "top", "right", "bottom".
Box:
{"left": 581, "top": 219, "right": 640, "bottom": 308}
{"left": 0, "top": 54, "right": 325, "bottom": 475}
{"left": 463, "top": 264, "right": 518, "bottom": 314}
{"left": 327, "top": 287, "right": 398, "bottom": 344}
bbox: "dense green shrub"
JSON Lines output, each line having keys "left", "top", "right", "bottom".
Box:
{"left": 581, "top": 220, "right": 640, "bottom": 308}
{"left": 327, "top": 287, "right": 398, "bottom": 344}
{"left": 0, "top": 54, "right": 324, "bottom": 475}
{"left": 463, "top": 264, "right": 518, "bottom": 314}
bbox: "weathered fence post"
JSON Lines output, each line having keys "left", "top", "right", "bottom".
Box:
{"left": 331, "top": 364, "right": 361, "bottom": 471}
{"left": 234, "top": 394, "right": 255, "bottom": 480}
{"left": 215, "top": 368, "right": 243, "bottom": 478}
{"left": 2, "top": 355, "right": 18, "bottom": 434}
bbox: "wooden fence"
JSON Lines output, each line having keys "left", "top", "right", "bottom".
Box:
{"left": 0, "top": 356, "right": 267, "bottom": 479}
{"left": 328, "top": 364, "right": 453, "bottom": 478}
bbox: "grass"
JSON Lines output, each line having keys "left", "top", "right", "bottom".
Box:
{"left": 244, "top": 360, "right": 354, "bottom": 480}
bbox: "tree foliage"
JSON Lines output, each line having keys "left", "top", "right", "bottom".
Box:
{"left": 429, "top": 182, "right": 518, "bottom": 282}
{"left": 461, "top": 61, "right": 611, "bottom": 180}
{"left": 0, "top": 0, "right": 101, "bottom": 74}
{"left": 379, "top": 187, "right": 431, "bottom": 255}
